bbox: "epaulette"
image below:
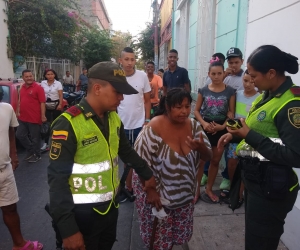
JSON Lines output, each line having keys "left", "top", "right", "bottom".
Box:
{"left": 65, "top": 105, "right": 82, "bottom": 117}
{"left": 290, "top": 86, "right": 300, "bottom": 97}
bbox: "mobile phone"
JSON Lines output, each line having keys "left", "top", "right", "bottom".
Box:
{"left": 226, "top": 119, "right": 243, "bottom": 130}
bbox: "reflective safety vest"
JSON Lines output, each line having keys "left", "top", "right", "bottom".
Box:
{"left": 236, "top": 87, "right": 300, "bottom": 158}
{"left": 61, "top": 110, "right": 121, "bottom": 214}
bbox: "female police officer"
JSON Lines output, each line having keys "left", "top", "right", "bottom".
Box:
{"left": 218, "top": 45, "right": 300, "bottom": 250}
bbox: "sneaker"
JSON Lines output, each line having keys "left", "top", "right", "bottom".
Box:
{"left": 24, "top": 153, "right": 34, "bottom": 161}
{"left": 41, "top": 143, "right": 47, "bottom": 151}
{"left": 118, "top": 192, "right": 128, "bottom": 203}
{"left": 28, "top": 155, "right": 41, "bottom": 163}
{"left": 200, "top": 174, "right": 208, "bottom": 186}
{"left": 219, "top": 178, "right": 231, "bottom": 190}
{"left": 118, "top": 189, "right": 135, "bottom": 203}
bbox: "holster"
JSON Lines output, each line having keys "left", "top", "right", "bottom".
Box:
{"left": 240, "top": 157, "right": 263, "bottom": 184}
{"left": 240, "top": 157, "right": 290, "bottom": 200}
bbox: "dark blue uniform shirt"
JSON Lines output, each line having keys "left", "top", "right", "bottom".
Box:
{"left": 163, "top": 66, "right": 190, "bottom": 90}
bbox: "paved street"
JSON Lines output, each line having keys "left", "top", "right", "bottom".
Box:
{"left": 0, "top": 149, "right": 134, "bottom": 250}
{"left": 0, "top": 148, "right": 290, "bottom": 250}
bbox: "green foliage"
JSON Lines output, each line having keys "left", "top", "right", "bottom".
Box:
{"left": 6, "top": 0, "right": 81, "bottom": 61}
{"left": 111, "top": 30, "right": 133, "bottom": 61}
{"left": 80, "top": 28, "right": 114, "bottom": 69}
{"left": 132, "top": 22, "right": 155, "bottom": 61}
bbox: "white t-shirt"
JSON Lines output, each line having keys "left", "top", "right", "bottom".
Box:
{"left": 63, "top": 75, "right": 74, "bottom": 84}
{"left": 0, "top": 103, "right": 19, "bottom": 169}
{"left": 40, "top": 80, "right": 63, "bottom": 101}
{"left": 118, "top": 70, "right": 151, "bottom": 129}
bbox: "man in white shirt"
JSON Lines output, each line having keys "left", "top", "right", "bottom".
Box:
{"left": 63, "top": 71, "right": 74, "bottom": 92}
{"left": 118, "top": 47, "right": 151, "bottom": 202}
{"left": 63, "top": 71, "right": 74, "bottom": 85}
{"left": 0, "top": 87, "right": 43, "bottom": 249}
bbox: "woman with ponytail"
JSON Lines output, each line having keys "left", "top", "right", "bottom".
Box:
{"left": 132, "top": 88, "right": 212, "bottom": 249}
{"left": 218, "top": 45, "right": 300, "bottom": 249}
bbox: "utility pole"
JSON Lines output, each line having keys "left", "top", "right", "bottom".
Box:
{"left": 152, "top": 0, "right": 159, "bottom": 73}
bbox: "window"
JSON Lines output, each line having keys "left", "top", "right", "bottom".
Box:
{"left": 0, "top": 86, "right": 10, "bottom": 103}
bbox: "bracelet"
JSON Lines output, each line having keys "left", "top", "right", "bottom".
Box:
{"left": 145, "top": 119, "right": 150, "bottom": 123}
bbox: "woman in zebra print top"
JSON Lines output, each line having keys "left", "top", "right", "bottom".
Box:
{"left": 132, "top": 88, "right": 212, "bottom": 249}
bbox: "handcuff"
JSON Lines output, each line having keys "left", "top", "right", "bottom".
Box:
{"left": 226, "top": 119, "right": 243, "bottom": 130}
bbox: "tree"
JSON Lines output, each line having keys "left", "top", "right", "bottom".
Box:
{"left": 111, "top": 31, "right": 133, "bottom": 61}
{"left": 80, "top": 28, "right": 114, "bottom": 69}
{"left": 5, "top": 0, "right": 81, "bottom": 63}
{"left": 132, "top": 22, "right": 155, "bottom": 62}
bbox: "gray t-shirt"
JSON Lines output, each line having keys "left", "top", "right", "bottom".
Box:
{"left": 223, "top": 69, "right": 244, "bottom": 91}
{"left": 198, "top": 85, "right": 235, "bottom": 121}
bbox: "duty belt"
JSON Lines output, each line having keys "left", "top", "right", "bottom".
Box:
{"left": 237, "top": 138, "right": 284, "bottom": 161}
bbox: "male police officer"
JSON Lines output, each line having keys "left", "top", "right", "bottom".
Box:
{"left": 48, "top": 62, "right": 161, "bottom": 250}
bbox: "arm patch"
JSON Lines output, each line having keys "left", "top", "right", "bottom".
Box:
{"left": 65, "top": 105, "right": 82, "bottom": 117}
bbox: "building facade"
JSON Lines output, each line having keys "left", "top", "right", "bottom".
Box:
{"left": 0, "top": 1, "right": 14, "bottom": 78}
{"left": 78, "top": 0, "right": 111, "bottom": 30}
{"left": 172, "top": 1, "right": 300, "bottom": 249}
{"left": 159, "top": 0, "right": 173, "bottom": 70}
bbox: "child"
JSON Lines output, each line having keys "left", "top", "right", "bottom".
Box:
{"left": 227, "top": 70, "right": 260, "bottom": 208}
{"left": 224, "top": 47, "right": 244, "bottom": 91}
{"left": 194, "top": 61, "right": 236, "bottom": 203}
{"left": 217, "top": 47, "right": 245, "bottom": 191}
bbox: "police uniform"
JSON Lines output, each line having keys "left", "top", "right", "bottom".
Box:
{"left": 235, "top": 77, "right": 300, "bottom": 249}
{"left": 48, "top": 62, "right": 153, "bottom": 250}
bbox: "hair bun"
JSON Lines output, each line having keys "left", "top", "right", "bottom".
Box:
{"left": 283, "top": 52, "right": 299, "bottom": 74}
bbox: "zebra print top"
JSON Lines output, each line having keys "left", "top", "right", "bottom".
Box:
{"left": 134, "top": 118, "right": 211, "bottom": 209}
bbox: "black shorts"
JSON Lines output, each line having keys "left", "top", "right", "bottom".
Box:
{"left": 202, "top": 119, "right": 227, "bottom": 147}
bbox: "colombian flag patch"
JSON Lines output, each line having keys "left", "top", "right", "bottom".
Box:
{"left": 52, "top": 130, "right": 69, "bottom": 140}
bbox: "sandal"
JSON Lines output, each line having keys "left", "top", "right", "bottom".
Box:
{"left": 201, "top": 191, "right": 219, "bottom": 204}
{"left": 13, "top": 241, "right": 43, "bottom": 250}
{"left": 229, "top": 198, "right": 244, "bottom": 209}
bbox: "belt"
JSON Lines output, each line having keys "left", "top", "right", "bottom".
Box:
{"left": 237, "top": 138, "right": 284, "bottom": 161}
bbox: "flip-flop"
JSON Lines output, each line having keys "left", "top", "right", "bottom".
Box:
{"left": 13, "top": 241, "right": 43, "bottom": 250}
{"left": 200, "top": 191, "right": 219, "bottom": 204}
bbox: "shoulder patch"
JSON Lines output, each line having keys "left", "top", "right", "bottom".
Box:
{"left": 50, "top": 141, "right": 62, "bottom": 160}
{"left": 66, "top": 105, "right": 82, "bottom": 117}
{"left": 290, "top": 86, "right": 300, "bottom": 97}
{"left": 288, "top": 108, "right": 300, "bottom": 129}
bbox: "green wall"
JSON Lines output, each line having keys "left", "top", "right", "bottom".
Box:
{"left": 215, "top": 0, "right": 249, "bottom": 64}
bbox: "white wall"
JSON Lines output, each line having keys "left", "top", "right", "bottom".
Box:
{"left": 245, "top": 0, "right": 300, "bottom": 84}
{"left": 0, "top": 1, "right": 14, "bottom": 78}
{"left": 246, "top": 2, "right": 300, "bottom": 249}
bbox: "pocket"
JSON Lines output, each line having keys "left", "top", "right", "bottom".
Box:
{"left": 261, "top": 163, "right": 290, "bottom": 200}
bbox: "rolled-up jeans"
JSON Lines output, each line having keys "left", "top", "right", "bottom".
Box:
{"left": 16, "top": 120, "right": 41, "bottom": 157}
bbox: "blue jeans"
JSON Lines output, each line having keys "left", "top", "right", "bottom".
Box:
{"left": 203, "top": 147, "right": 229, "bottom": 180}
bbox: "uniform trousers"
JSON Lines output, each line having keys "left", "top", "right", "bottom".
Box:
{"left": 74, "top": 204, "right": 118, "bottom": 250}
{"left": 243, "top": 172, "right": 299, "bottom": 250}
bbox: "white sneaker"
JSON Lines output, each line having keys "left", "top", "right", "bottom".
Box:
{"left": 41, "top": 143, "right": 47, "bottom": 151}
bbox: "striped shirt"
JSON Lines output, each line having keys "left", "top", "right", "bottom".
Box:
{"left": 134, "top": 119, "right": 211, "bottom": 209}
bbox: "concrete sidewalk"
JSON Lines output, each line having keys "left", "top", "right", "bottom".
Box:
{"left": 130, "top": 174, "right": 288, "bottom": 250}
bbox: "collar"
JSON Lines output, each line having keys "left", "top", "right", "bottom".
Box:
{"left": 78, "top": 98, "right": 108, "bottom": 119}
{"left": 230, "top": 69, "right": 244, "bottom": 77}
{"left": 270, "top": 76, "right": 293, "bottom": 98}
{"left": 168, "top": 66, "right": 180, "bottom": 73}
{"left": 22, "top": 82, "right": 37, "bottom": 88}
